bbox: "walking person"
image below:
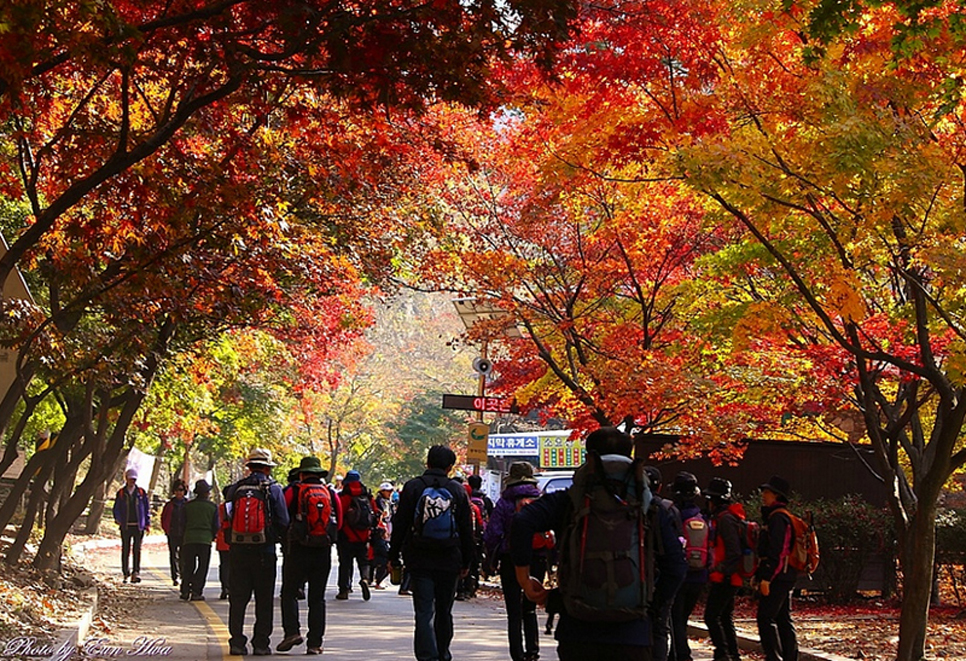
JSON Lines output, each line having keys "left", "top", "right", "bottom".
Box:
{"left": 388, "top": 445, "right": 476, "bottom": 661}
{"left": 755, "top": 475, "right": 800, "bottom": 661}
{"left": 160, "top": 481, "right": 187, "bottom": 586}
{"left": 510, "top": 426, "right": 687, "bottom": 661}
{"left": 336, "top": 470, "right": 377, "bottom": 601}
{"left": 112, "top": 467, "right": 150, "bottom": 584}
{"left": 704, "top": 477, "right": 745, "bottom": 661}
{"left": 483, "top": 461, "right": 548, "bottom": 661}
{"left": 180, "top": 479, "right": 219, "bottom": 601}
{"left": 225, "top": 448, "right": 290, "bottom": 657}
{"left": 215, "top": 486, "right": 232, "bottom": 600}
{"left": 278, "top": 456, "right": 342, "bottom": 655}
{"left": 670, "top": 472, "right": 710, "bottom": 661}
{"left": 644, "top": 466, "right": 683, "bottom": 661}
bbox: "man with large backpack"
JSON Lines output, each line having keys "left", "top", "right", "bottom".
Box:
{"left": 755, "top": 475, "right": 802, "bottom": 661}
{"left": 278, "top": 456, "right": 342, "bottom": 655}
{"left": 336, "top": 469, "right": 377, "bottom": 601}
{"left": 388, "top": 445, "right": 476, "bottom": 661}
{"left": 510, "top": 426, "right": 687, "bottom": 661}
{"left": 225, "top": 448, "right": 289, "bottom": 657}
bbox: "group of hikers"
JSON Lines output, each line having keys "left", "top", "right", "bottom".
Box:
{"left": 111, "top": 426, "right": 816, "bottom": 661}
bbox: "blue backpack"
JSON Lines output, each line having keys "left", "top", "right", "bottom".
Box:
{"left": 413, "top": 477, "right": 459, "bottom": 547}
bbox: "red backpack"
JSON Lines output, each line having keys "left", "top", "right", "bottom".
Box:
{"left": 295, "top": 483, "right": 335, "bottom": 547}
{"left": 516, "top": 496, "right": 554, "bottom": 551}
{"left": 231, "top": 480, "right": 271, "bottom": 544}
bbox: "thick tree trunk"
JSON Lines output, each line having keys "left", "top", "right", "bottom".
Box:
{"left": 4, "top": 459, "right": 56, "bottom": 565}
{"left": 83, "top": 481, "right": 109, "bottom": 535}
{"left": 895, "top": 500, "right": 938, "bottom": 661}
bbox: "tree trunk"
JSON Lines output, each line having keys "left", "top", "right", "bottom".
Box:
{"left": 83, "top": 481, "right": 109, "bottom": 535}
{"left": 895, "top": 500, "right": 937, "bottom": 661}
{"left": 4, "top": 459, "right": 56, "bottom": 565}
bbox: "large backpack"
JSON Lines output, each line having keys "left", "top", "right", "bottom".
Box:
{"left": 293, "top": 483, "right": 335, "bottom": 547}
{"left": 772, "top": 508, "right": 820, "bottom": 575}
{"left": 682, "top": 513, "right": 710, "bottom": 571}
{"left": 345, "top": 489, "right": 376, "bottom": 531}
{"left": 231, "top": 478, "right": 273, "bottom": 545}
{"left": 412, "top": 477, "right": 459, "bottom": 547}
{"left": 557, "top": 454, "right": 654, "bottom": 623}
{"left": 515, "top": 495, "right": 554, "bottom": 551}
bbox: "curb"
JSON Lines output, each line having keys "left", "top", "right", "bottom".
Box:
{"left": 687, "top": 622, "right": 854, "bottom": 661}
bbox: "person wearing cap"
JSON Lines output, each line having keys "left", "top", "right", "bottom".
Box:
{"left": 483, "top": 461, "right": 546, "bottom": 661}
{"left": 278, "top": 456, "right": 342, "bottom": 655}
{"left": 755, "top": 475, "right": 799, "bottom": 661}
{"left": 225, "top": 447, "right": 290, "bottom": 657}
{"left": 704, "top": 477, "right": 746, "bottom": 661}
{"left": 669, "top": 472, "right": 709, "bottom": 661}
{"left": 335, "top": 469, "right": 378, "bottom": 601}
{"left": 161, "top": 480, "right": 188, "bottom": 587}
{"left": 112, "top": 467, "right": 151, "bottom": 584}
{"left": 509, "top": 427, "right": 687, "bottom": 661}
{"left": 389, "top": 445, "right": 476, "bottom": 661}
{"left": 180, "top": 479, "right": 219, "bottom": 601}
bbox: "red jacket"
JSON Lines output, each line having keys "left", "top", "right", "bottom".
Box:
{"left": 710, "top": 502, "right": 746, "bottom": 587}
{"left": 338, "top": 480, "right": 376, "bottom": 544}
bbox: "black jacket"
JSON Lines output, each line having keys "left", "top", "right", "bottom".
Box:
{"left": 756, "top": 503, "right": 799, "bottom": 583}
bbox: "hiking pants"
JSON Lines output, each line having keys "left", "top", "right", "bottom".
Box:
{"left": 670, "top": 581, "right": 706, "bottom": 661}
{"left": 337, "top": 540, "right": 370, "bottom": 592}
{"left": 281, "top": 543, "right": 333, "bottom": 649}
{"left": 410, "top": 567, "right": 460, "bottom": 661}
{"left": 181, "top": 543, "right": 212, "bottom": 598}
{"left": 229, "top": 550, "right": 277, "bottom": 651}
{"left": 167, "top": 535, "right": 183, "bottom": 582}
{"left": 704, "top": 582, "right": 740, "bottom": 661}
{"left": 499, "top": 554, "right": 546, "bottom": 661}
{"left": 120, "top": 526, "right": 143, "bottom": 577}
{"left": 757, "top": 580, "right": 797, "bottom": 661}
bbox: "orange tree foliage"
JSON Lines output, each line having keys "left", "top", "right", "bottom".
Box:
{"left": 452, "top": 1, "right": 965, "bottom": 659}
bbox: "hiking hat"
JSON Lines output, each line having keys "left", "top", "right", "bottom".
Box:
{"left": 124, "top": 468, "right": 138, "bottom": 480}
{"left": 760, "top": 475, "right": 791, "bottom": 500}
{"left": 378, "top": 481, "right": 393, "bottom": 492}
{"left": 246, "top": 447, "right": 276, "bottom": 467}
{"left": 704, "top": 477, "right": 733, "bottom": 501}
{"left": 297, "top": 456, "right": 328, "bottom": 475}
{"left": 672, "top": 471, "right": 700, "bottom": 498}
{"left": 505, "top": 461, "right": 538, "bottom": 487}
{"left": 194, "top": 479, "right": 211, "bottom": 495}
{"left": 344, "top": 470, "right": 361, "bottom": 483}
{"left": 643, "top": 466, "right": 663, "bottom": 491}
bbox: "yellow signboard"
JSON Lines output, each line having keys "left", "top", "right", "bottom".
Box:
{"left": 539, "top": 436, "right": 584, "bottom": 468}
{"left": 467, "top": 423, "right": 489, "bottom": 462}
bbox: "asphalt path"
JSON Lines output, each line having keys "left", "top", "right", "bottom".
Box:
{"left": 73, "top": 537, "right": 717, "bottom": 661}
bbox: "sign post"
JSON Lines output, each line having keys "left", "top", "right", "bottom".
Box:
{"left": 467, "top": 423, "right": 489, "bottom": 463}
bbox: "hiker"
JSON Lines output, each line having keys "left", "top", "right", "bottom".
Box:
{"left": 388, "top": 445, "right": 476, "bottom": 661}
{"left": 336, "top": 470, "right": 377, "bottom": 601}
{"left": 510, "top": 426, "right": 687, "bottom": 661}
{"left": 483, "top": 461, "right": 548, "bottom": 661}
{"left": 704, "top": 477, "right": 745, "bottom": 661}
{"left": 467, "top": 473, "right": 494, "bottom": 518}
{"left": 112, "top": 467, "right": 150, "bottom": 584}
{"left": 180, "top": 479, "right": 219, "bottom": 601}
{"left": 278, "top": 456, "right": 342, "bottom": 655}
{"left": 160, "top": 480, "right": 188, "bottom": 586}
{"left": 755, "top": 475, "right": 800, "bottom": 661}
{"left": 669, "top": 471, "right": 710, "bottom": 661}
{"left": 644, "top": 466, "right": 683, "bottom": 661}
{"left": 225, "top": 448, "right": 290, "bottom": 657}
{"left": 215, "top": 486, "right": 232, "bottom": 599}
{"left": 457, "top": 481, "right": 485, "bottom": 601}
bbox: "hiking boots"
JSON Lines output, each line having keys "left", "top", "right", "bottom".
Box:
{"left": 130, "top": 572, "right": 141, "bottom": 584}
{"left": 306, "top": 647, "right": 323, "bottom": 655}
{"left": 360, "top": 579, "right": 371, "bottom": 601}
{"left": 335, "top": 591, "right": 349, "bottom": 600}
{"left": 276, "top": 634, "right": 303, "bottom": 652}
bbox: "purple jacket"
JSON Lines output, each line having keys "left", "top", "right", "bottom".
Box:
{"left": 113, "top": 485, "right": 151, "bottom": 531}
{"left": 483, "top": 482, "right": 542, "bottom": 558}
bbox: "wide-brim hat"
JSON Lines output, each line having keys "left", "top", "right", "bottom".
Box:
{"left": 297, "top": 456, "right": 328, "bottom": 475}
{"left": 760, "top": 475, "right": 791, "bottom": 500}
{"left": 672, "top": 471, "right": 700, "bottom": 497}
{"left": 505, "top": 461, "right": 537, "bottom": 487}
{"left": 246, "top": 447, "right": 276, "bottom": 467}
{"left": 194, "top": 479, "right": 211, "bottom": 495}
{"left": 705, "top": 477, "right": 733, "bottom": 500}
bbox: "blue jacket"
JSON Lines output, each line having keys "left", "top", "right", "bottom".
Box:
{"left": 113, "top": 485, "right": 150, "bottom": 531}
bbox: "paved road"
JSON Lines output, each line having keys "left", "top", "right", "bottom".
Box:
{"left": 76, "top": 538, "right": 718, "bottom": 660}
